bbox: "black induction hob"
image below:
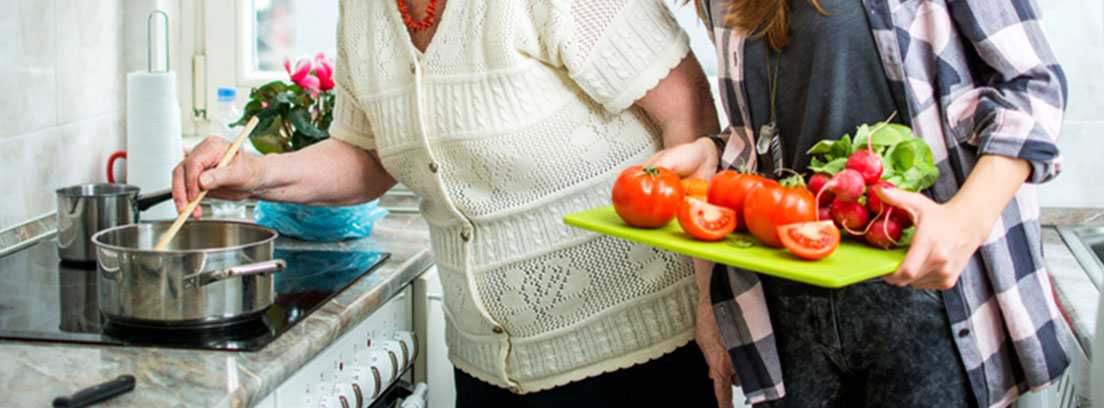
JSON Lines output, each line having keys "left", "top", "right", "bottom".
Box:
{"left": 0, "top": 239, "right": 388, "bottom": 351}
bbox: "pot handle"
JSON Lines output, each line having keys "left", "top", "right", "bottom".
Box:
{"left": 136, "top": 189, "right": 173, "bottom": 212}
{"left": 183, "top": 259, "right": 286, "bottom": 288}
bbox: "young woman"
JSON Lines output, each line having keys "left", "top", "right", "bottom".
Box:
{"left": 648, "top": 0, "right": 1071, "bottom": 406}
{"left": 174, "top": 0, "right": 724, "bottom": 406}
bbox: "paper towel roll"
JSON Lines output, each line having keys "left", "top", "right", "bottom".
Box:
{"left": 126, "top": 70, "right": 184, "bottom": 221}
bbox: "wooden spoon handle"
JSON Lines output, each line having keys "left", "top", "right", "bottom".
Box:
{"left": 153, "top": 116, "right": 260, "bottom": 251}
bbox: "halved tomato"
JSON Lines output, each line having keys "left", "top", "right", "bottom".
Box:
{"left": 677, "top": 198, "right": 737, "bottom": 241}
{"left": 777, "top": 220, "right": 841, "bottom": 260}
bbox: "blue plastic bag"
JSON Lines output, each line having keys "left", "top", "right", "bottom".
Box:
{"left": 254, "top": 199, "right": 388, "bottom": 242}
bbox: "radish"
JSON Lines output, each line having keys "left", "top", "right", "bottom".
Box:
{"left": 846, "top": 113, "right": 893, "bottom": 185}
{"left": 830, "top": 197, "right": 870, "bottom": 236}
{"left": 817, "top": 206, "right": 833, "bottom": 225}
{"left": 865, "top": 216, "right": 903, "bottom": 249}
{"left": 808, "top": 173, "right": 835, "bottom": 206}
{"left": 867, "top": 181, "right": 914, "bottom": 229}
{"left": 846, "top": 150, "right": 883, "bottom": 184}
{"left": 866, "top": 181, "right": 895, "bottom": 215}
{"left": 814, "top": 168, "right": 865, "bottom": 204}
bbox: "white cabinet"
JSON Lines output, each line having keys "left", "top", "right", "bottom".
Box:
{"left": 414, "top": 266, "right": 455, "bottom": 408}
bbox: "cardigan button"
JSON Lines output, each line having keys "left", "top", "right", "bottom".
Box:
{"left": 410, "top": 63, "right": 416, "bottom": 74}
{"left": 492, "top": 326, "right": 504, "bottom": 334}
{"left": 428, "top": 163, "right": 438, "bottom": 173}
{"left": 460, "top": 231, "right": 471, "bottom": 242}
{"left": 509, "top": 386, "right": 520, "bottom": 394}
{"left": 958, "top": 328, "right": 970, "bottom": 338}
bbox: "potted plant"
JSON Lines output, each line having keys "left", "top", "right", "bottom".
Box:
{"left": 233, "top": 53, "right": 387, "bottom": 242}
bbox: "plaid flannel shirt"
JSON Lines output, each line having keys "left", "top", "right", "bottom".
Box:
{"left": 697, "top": 0, "right": 1071, "bottom": 406}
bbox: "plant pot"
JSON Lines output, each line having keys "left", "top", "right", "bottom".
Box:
{"left": 253, "top": 200, "right": 388, "bottom": 242}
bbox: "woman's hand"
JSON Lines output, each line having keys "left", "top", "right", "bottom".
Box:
{"left": 172, "top": 136, "right": 266, "bottom": 218}
{"left": 875, "top": 188, "right": 984, "bottom": 289}
{"left": 644, "top": 137, "right": 721, "bottom": 180}
{"left": 697, "top": 301, "right": 737, "bottom": 408}
{"left": 691, "top": 258, "right": 737, "bottom": 408}
{"left": 876, "top": 155, "right": 1032, "bottom": 290}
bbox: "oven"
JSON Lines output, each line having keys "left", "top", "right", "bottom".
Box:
{"left": 256, "top": 285, "right": 428, "bottom": 408}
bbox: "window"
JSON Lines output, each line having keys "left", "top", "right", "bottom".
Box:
{"left": 252, "top": 0, "right": 338, "bottom": 74}
{"left": 187, "top": 0, "right": 337, "bottom": 134}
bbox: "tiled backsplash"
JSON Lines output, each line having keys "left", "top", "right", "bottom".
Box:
{"left": 0, "top": 0, "right": 1099, "bottom": 231}
{"left": 1036, "top": 0, "right": 1104, "bottom": 208}
{"left": 0, "top": 0, "right": 179, "bottom": 230}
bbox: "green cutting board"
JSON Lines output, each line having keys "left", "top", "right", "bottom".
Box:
{"left": 564, "top": 205, "right": 907, "bottom": 288}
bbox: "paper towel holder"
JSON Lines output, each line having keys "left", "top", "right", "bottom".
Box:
{"left": 148, "top": 10, "right": 169, "bottom": 73}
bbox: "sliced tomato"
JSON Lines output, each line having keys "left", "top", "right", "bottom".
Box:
{"left": 777, "top": 220, "right": 841, "bottom": 260}
{"left": 677, "top": 198, "right": 737, "bottom": 241}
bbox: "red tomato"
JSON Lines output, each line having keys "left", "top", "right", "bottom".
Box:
{"left": 743, "top": 178, "right": 817, "bottom": 248}
{"left": 706, "top": 170, "right": 767, "bottom": 232}
{"left": 611, "top": 165, "right": 684, "bottom": 228}
{"left": 778, "top": 220, "right": 841, "bottom": 260}
{"left": 677, "top": 198, "right": 737, "bottom": 241}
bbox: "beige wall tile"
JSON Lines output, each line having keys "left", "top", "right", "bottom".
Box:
{"left": 0, "top": 0, "right": 57, "bottom": 139}
{"left": 56, "top": 113, "right": 126, "bottom": 188}
{"left": 1039, "top": 122, "right": 1104, "bottom": 208}
{"left": 0, "top": 130, "right": 59, "bottom": 230}
{"left": 1041, "top": 0, "right": 1104, "bottom": 123}
{"left": 56, "top": 0, "right": 125, "bottom": 125}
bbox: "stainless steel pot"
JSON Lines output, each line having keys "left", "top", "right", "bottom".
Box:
{"left": 56, "top": 183, "right": 173, "bottom": 263}
{"left": 91, "top": 220, "right": 285, "bottom": 327}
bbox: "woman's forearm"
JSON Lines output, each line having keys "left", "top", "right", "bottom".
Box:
{"left": 944, "top": 154, "right": 1031, "bottom": 239}
{"left": 255, "top": 138, "right": 397, "bottom": 206}
{"left": 636, "top": 53, "right": 721, "bottom": 148}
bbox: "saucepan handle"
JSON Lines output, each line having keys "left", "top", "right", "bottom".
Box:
{"left": 182, "top": 259, "right": 286, "bottom": 288}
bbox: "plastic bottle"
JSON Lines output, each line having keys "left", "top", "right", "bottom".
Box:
{"left": 207, "top": 87, "right": 249, "bottom": 219}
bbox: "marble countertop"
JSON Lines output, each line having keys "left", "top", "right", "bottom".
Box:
{"left": 1041, "top": 208, "right": 1102, "bottom": 356}
{"left": 0, "top": 200, "right": 432, "bottom": 407}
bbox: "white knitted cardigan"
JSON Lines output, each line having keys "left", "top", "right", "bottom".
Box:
{"left": 330, "top": 0, "right": 697, "bottom": 393}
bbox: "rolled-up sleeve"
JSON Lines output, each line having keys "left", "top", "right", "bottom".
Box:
{"left": 949, "top": 0, "right": 1066, "bottom": 183}
{"left": 541, "top": 0, "right": 691, "bottom": 113}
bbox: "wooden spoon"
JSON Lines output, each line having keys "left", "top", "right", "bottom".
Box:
{"left": 153, "top": 116, "right": 260, "bottom": 251}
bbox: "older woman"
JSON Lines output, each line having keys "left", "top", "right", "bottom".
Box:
{"left": 174, "top": 0, "right": 723, "bottom": 406}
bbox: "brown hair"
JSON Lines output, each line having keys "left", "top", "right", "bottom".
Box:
{"left": 689, "top": 0, "right": 828, "bottom": 52}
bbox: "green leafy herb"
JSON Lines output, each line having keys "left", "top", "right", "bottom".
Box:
{"left": 805, "top": 122, "right": 939, "bottom": 193}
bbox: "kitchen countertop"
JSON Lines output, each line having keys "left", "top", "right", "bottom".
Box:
{"left": 0, "top": 193, "right": 431, "bottom": 407}
{"left": 0, "top": 197, "right": 1097, "bottom": 406}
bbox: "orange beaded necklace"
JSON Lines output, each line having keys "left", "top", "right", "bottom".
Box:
{"left": 396, "top": 0, "right": 438, "bottom": 32}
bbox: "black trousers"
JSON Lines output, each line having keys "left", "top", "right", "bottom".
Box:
{"left": 455, "top": 342, "right": 717, "bottom": 408}
{"left": 754, "top": 276, "right": 975, "bottom": 408}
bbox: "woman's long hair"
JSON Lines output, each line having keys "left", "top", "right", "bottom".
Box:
{"left": 690, "top": 0, "right": 827, "bottom": 52}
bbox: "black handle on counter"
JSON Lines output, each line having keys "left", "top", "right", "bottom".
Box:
{"left": 52, "top": 375, "right": 136, "bottom": 408}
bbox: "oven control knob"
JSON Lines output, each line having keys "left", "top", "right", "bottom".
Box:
{"left": 393, "top": 331, "right": 418, "bottom": 364}
{"left": 317, "top": 394, "right": 350, "bottom": 408}
{"left": 380, "top": 340, "right": 408, "bottom": 372}
{"left": 356, "top": 348, "right": 398, "bottom": 385}
{"left": 347, "top": 365, "right": 382, "bottom": 403}
{"left": 323, "top": 378, "right": 361, "bottom": 408}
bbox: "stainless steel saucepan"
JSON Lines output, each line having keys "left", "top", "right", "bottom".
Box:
{"left": 91, "top": 220, "right": 285, "bottom": 327}
{"left": 55, "top": 183, "right": 173, "bottom": 263}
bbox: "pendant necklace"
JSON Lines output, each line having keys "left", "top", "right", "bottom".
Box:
{"left": 758, "top": 49, "right": 785, "bottom": 172}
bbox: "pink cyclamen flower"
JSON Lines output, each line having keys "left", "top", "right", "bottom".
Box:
{"left": 284, "top": 57, "right": 314, "bottom": 86}
{"left": 313, "top": 52, "right": 335, "bottom": 91}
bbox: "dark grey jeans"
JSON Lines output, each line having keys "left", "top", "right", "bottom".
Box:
{"left": 754, "top": 276, "right": 974, "bottom": 408}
